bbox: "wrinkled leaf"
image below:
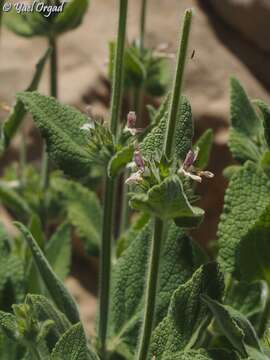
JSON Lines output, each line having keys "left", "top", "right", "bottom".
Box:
{"left": 46, "top": 222, "right": 71, "bottom": 280}
{"left": 17, "top": 91, "right": 94, "bottom": 178}
{"left": 108, "top": 221, "right": 206, "bottom": 356}
{"left": 150, "top": 263, "right": 224, "bottom": 359}
{"left": 108, "top": 144, "right": 134, "bottom": 178}
{"left": 52, "top": 178, "right": 101, "bottom": 256}
{"left": 15, "top": 222, "right": 80, "bottom": 324}
{"left": 130, "top": 175, "right": 204, "bottom": 227}
{"left": 51, "top": 323, "right": 98, "bottom": 360}
{"left": 218, "top": 161, "right": 270, "bottom": 276}
{"left": 203, "top": 296, "right": 263, "bottom": 357}
{"left": 141, "top": 96, "right": 193, "bottom": 161}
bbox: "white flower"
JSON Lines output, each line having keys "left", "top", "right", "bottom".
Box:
{"left": 125, "top": 170, "right": 144, "bottom": 185}
{"left": 178, "top": 147, "right": 214, "bottom": 183}
{"left": 80, "top": 122, "right": 95, "bottom": 131}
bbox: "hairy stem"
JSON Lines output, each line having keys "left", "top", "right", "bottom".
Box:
{"left": 110, "top": 0, "right": 128, "bottom": 137}
{"left": 136, "top": 11, "right": 193, "bottom": 359}
{"left": 164, "top": 9, "right": 193, "bottom": 160}
{"left": 139, "top": 0, "right": 147, "bottom": 55}
{"left": 98, "top": 176, "right": 116, "bottom": 358}
{"left": 41, "top": 37, "right": 58, "bottom": 191}
{"left": 98, "top": 1, "right": 128, "bottom": 357}
{"left": 136, "top": 218, "right": 164, "bottom": 360}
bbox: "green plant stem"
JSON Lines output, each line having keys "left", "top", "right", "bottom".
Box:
{"left": 19, "top": 129, "right": 26, "bottom": 187}
{"left": 98, "top": 176, "right": 116, "bottom": 358}
{"left": 41, "top": 36, "right": 58, "bottom": 191}
{"left": 136, "top": 218, "right": 164, "bottom": 360}
{"left": 139, "top": 0, "right": 147, "bottom": 54}
{"left": 98, "top": 1, "right": 128, "bottom": 357}
{"left": 164, "top": 9, "right": 193, "bottom": 160}
{"left": 136, "top": 11, "right": 193, "bottom": 360}
{"left": 110, "top": 0, "right": 128, "bottom": 137}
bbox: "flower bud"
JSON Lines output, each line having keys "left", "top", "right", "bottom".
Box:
{"left": 127, "top": 111, "right": 136, "bottom": 129}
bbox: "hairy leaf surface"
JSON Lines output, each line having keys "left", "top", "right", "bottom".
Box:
{"left": 141, "top": 96, "right": 193, "bottom": 161}
{"left": 130, "top": 175, "right": 204, "bottom": 227}
{"left": 52, "top": 178, "right": 101, "bottom": 255}
{"left": 107, "top": 221, "right": 206, "bottom": 357}
{"left": 150, "top": 263, "right": 224, "bottom": 359}
{"left": 218, "top": 162, "right": 270, "bottom": 276}
{"left": 15, "top": 222, "right": 80, "bottom": 324}
{"left": 17, "top": 92, "right": 94, "bottom": 178}
{"left": 51, "top": 323, "right": 98, "bottom": 360}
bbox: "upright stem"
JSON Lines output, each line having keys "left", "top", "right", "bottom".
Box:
{"left": 98, "top": 176, "right": 116, "bottom": 358}
{"left": 41, "top": 36, "right": 58, "bottom": 191}
{"left": 136, "top": 10, "right": 193, "bottom": 360}
{"left": 98, "top": 1, "right": 128, "bottom": 357}
{"left": 136, "top": 218, "right": 164, "bottom": 360}
{"left": 110, "top": 0, "right": 128, "bottom": 136}
{"left": 139, "top": 0, "right": 147, "bottom": 54}
{"left": 164, "top": 9, "right": 192, "bottom": 160}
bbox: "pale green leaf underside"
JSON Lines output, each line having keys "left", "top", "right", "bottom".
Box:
{"left": 46, "top": 222, "right": 72, "bottom": 281}
{"left": 52, "top": 178, "right": 102, "bottom": 256}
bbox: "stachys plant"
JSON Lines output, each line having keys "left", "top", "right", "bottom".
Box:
{"left": 0, "top": 1, "right": 270, "bottom": 360}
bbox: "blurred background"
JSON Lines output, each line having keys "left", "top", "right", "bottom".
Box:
{"left": 1, "top": 0, "right": 270, "bottom": 334}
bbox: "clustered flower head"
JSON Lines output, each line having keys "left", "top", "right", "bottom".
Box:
{"left": 125, "top": 143, "right": 214, "bottom": 187}
{"left": 178, "top": 148, "right": 214, "bottom": 183}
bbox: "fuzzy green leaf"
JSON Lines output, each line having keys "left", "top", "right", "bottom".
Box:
{"left": 130, "top": 175, "right": 204, "bottom": 227}
{"left": 237, "top": 204, "right": 270, "bottom": 283}
{"left": 4, "top": 0, "right": 89, "bottom": 38}
{"left": 108, "top": 144, "right": 134, "bottom": 178}
{"left": 17, "top": 91, "right": 94, "bottom": 178}
{"left": 15, "top": 222, "right": 80, "bottom": 324}
{"left": 51, "top": 322, "right": 98, "bottom": 360}
{"left": 230, "top": 77, "right": 259, "bottom": 136}
{"left": 26, "top": 294, "right": 70, "bottom": 350}
{"left": 0, "top": 49, "right": 50, "bottom": 152}
{"left": 0, "top": 181, "right": 32, "bottom": 219}
{"left": 52, "top": 178, "right": 101, "bottom": 256}
{"left": 254, "top": 100, "right": 270, "bottom": 148}
{"left": 52, "top": 0, "right": 89, "bottom": 35}
{"left": 229, "top": 128, "right": 262, "bottom": 163}
{"left": 203, "top": 296, "right": 263, "bottom": 357}
{"left": 46, "top": 222, "right": 71, "bottom": 281}
{"left": 141, "top": 96, "right": 193, "bottom": 161}
{"left": 0, "top": 312, "right": 18, "bottom": 341}
{"left": 150, "top": 263, "right": 224, "bottom": 359}
{"left": 194, "top": 129, "right": 214, "bottom": 170}
{"left": 108, "top": 221, "right": 206, "bottom": 356}
{"left": 225, "top": 281, "right": 269, "bottom": 322}
{"left": 0, "top": 224, "right": 25, "bottom": 306}
{"left": 161, "top": 350, "right": 213, "bottom": 360}
{"left": 218, "top": 161, "right": 270, "bottom": 276}
{"left": 3, "top": 10, "right": 38, "bottom": 37}
{"left": 229, "top": 78, "right": 264, "bottom": 162}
